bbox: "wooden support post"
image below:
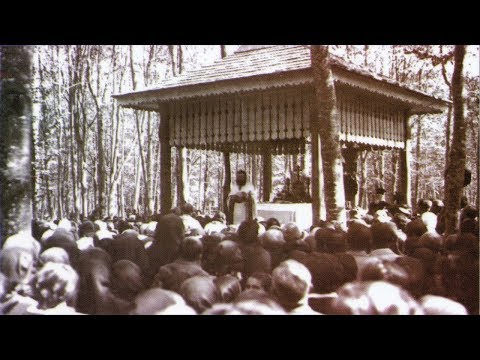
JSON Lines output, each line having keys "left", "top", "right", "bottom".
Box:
{"left": 176, "top": 146, "right": 188, "bottom": 206}
{"left": 342, "top": 145, "right": 359, "bottom": 208}
{"left": 262, "top": 146, "right": 272, "bottom": 202}
{"left": 400, "top": 112, "right": 412, "bottom": 207}
{"left": 222, "top": 152, "right": 231, "bottom": 212}
{"left": 159, "top": 104, "right": 172, "bottom": 213}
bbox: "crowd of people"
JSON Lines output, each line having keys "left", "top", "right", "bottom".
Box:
{"left": 0, "top": 196, "right": 478, "bottom": 315}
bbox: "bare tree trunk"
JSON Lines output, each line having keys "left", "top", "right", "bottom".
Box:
{"left": 0, "top": 45, "right": 33, "bottom": 244}
{"left": 177, "top": 45, "right": 183, "bottom": 75}
{"left": 134, "top": 111, "right": 151, "bottom": 215}
{"left": 86, "top": 48, "right": 106, "bottom": 218}
{"left": 445, "top": 104, "right": 452, "bottom": 168}
{"left": 147, "top": 113, "right": 155, "bottom": 216}
{"left": 55, "top": 46, "right": 65, "bottom": 220}
{"left": 311, "top": 45, "right": 346, "bottom": 226}
{"left": 364, "top": 45, "right": 369, "bottom": 67}
{"left": 167, "top": 46, "right": 188, "bottom": 208}
{"left": 129, "top": 46, "right": 153, "bottom": 217}
{"left": 168, "top": 45, "right": 177, "bottom": 77}
{"left": 220, "top": 45, "right": 227, "bottom": 59}
{"left": 68, "top": 46, "right": 79, "bottom": 220}
{"left": 133, "top": 155, "right": 141, "bottom": 214}
{"left": 36, "top": 52, "right": 53, "bottom": 219}
{"left": 159, "top": 105, "right": 172, "bottom": 213}
{"left": 76, "top": 63, "right": 88, "bottom": 220}
{"left": 444, "top": 45, "right": 467, "bottom": 235}
{"left": 57, "top": 123, "right": 64, "bottom": 219}
{"left": 440, "top": 46, "right": 453, "bottom": 173}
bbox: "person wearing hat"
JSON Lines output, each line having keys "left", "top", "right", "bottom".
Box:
{"left": 39, "top": 247, "right": 70, "bottom": 266}
{"left": 180, "top": 203, "right": 205, "bottom": 237}
{"left": 152, "top": 236, "right": 210, "bottom": 293}
{"left": 237, "top": 220, "right": 271, "bottom": 281}
{"left": 260, "top": 228, "right": 288, "bottom": 269}
{"left": 420, "top": 295, "right": 468, "bottom": 315}
{"left": 416, "top": 212, "right": 443, "bottom": 253}
{"left": 108, "top": 230, "right": 150, "bottom": 277}
{"left": 367, "top": 188, "right": 390, "bottom": 216}
{"left": 180, "top": 275, "right": 222, "bottom": 314}
{"left": 370, "top": 210, "right": 406, "bottom": 261}
{"left": 204, "top": 211, "right": 227, "bottom": 236}
{"left": 129, "top": 288, "right": 187, "bottom": 315}
{"left": 430, "top": 200, "right": 444, "bottom": 216}
{"left": 110, "top": 260, "right": 146, "bottom": 307}
{"left": 205, "top": 290, "right": 286, "bottom": 315}
{"left": 244, "top": 272, "right": 272, "bottom": 294}
{"left": 328, "top": 281, "right": 424, "bottom": 315}
{"left": 214, "top": 274, "right": 242, "bottom": 303}
{"left": 213, "top": 240, "right": 245, "bottom": 278}
{"left": 227, "top": 170, "right": 257, "bottom": 226}
{"left": 282, "top": 222, "right": 310, "bottom": 260}
{"left": 270, "top": 260, "right": 321, "bottom": 314}
{"left": 346, "top": 222, "right": 379, "bottom": 279}
{"left": 26, "top": 262, "right": 82, "bottom": 315}
{"left": 347, "top": 207, "right": 370, "bottom": 228}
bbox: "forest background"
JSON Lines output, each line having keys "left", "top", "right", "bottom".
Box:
{"left": 29, "top": 45, "right": 479, "bottom": 221}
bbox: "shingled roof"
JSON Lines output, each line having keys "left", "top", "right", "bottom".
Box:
{"left": 113, "top": 45, "right": 449, "bottom": 114}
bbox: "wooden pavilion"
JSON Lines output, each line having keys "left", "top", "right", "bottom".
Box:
{"left": 113, "top": 45, "right": 449, "bottom": 226}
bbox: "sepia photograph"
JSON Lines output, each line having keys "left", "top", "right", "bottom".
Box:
{"left": 0, "top": 44, "right": 478, "bottom": 315}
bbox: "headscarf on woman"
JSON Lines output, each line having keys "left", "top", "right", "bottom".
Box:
{"left": 31, "top": 262, "right": 79, "bottom": 310}
{"left": 213, "top": 240, "right": 244, "bottom": 277}
{"left": 180, "top": 275, "right": 221, "bottom": 314}
{"left": 75, "top": 247, "right": 130, "bottom": 315}
{"left": 147, "top": 214, "right": 185, "bottom": 277}
{"left": 42, "top": 228, "right": 79, "bottom": 267}
{"left": 2, "top": 232, "right": 41, "bottom": 262}
{"left": 111, "top": 260, "right": 145, "bottom": 303}
{"left": 39, "top": 247, "right": 70, "bottom": 266}
{"left": 0, "top": 247, "right": 37, "bottom": 314}
{"left": 0, "top": 247, "right": 36, "bottom": 288}
{"left": 108, "top": 230, "right": 149, "bottom": 276}
{"left": 129, "top": 288, "right": 184, "bottom": 315}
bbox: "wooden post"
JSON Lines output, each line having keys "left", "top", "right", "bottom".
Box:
{"left": 399, "top": 111, "right": 412, "bottom": 207}
{"left": 310, "top": 101, "right": 326, "bottom": 226}
{"left": 176, "top": 146, "right": 188, "bottom": 206}
{"left": 222, "top": 152, "right": 231, "bottom": 212}
{"left": 262, "top": 145, "right": 272, "bottom": 202}
{"left": 159, "top": 104, "right": 172, "bottom": 213}
{"left": 342, "top": 145, "right": 359, "bottom": 208}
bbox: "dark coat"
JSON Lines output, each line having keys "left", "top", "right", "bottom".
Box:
{"left": 147, "top": 214, "right": 185, "bottom": 277}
